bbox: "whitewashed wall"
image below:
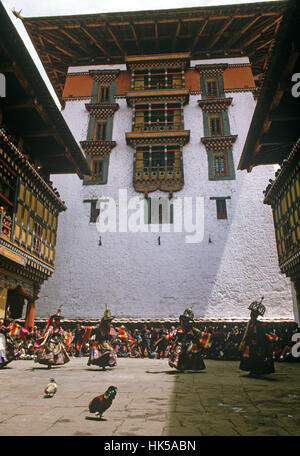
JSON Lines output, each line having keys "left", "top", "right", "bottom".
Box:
{"left": 36, "top": 58, "right": 294, "bottom": 321}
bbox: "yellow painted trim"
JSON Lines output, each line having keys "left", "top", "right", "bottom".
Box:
{"left": 0, "top": 237, "right": 54, "bottom": 270}
{"left": 126, "top": 53, "right": 190, "bottom": 63}
{"left": 0, "top": 245, "right": 26, "bottom": 266}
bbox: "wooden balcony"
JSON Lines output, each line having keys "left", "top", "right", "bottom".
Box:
{"left": 134, "top": 165, "right": 184, "bottom": 196}
{"left": 126, "top": 129, "right": 190, "bottom": 147}
{"left": 133, "top": 122, "right": 184, "bottom": 133}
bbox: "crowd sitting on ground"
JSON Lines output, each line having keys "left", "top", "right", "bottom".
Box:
{"left": 1, "top": 318, "right": 299, "bottom": 363}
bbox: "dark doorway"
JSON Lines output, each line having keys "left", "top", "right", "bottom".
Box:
{"left": 6, "top": 288, "right": 25, "bottom": 319}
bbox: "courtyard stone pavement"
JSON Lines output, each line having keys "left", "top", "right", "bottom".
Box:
{"left": 0, "top": 357, "right": 299, "bottom": 436}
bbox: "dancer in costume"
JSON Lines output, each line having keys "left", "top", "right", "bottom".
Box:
{"left": 34, "top": 307, "right": 70, "bottom": 369}
{"left": 239, "top": 297, "right": 277, "bottom": 377}
{"left": 0, "top": 319, "right": 15, "bottom": 368}
{"left": 168, "top": 308, "right": 212, "bottom": 371}
{"left": 84, "top": 307, "right": 117, "bottom": 370}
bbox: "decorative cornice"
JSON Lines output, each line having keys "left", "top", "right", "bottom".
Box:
{"left": 279, "top": 249, "right": 300, "bottom": 277}
{"left": 89, "top": 69, "right": 120, "bottom": 85}
{"left": 80, "top": 140, "right": 116, "bottom": 156}
{"left": 85, "top": 102, "right": 119, "bottom": 119}
{"left": 224, "top": 88, "right": 256, "bottom": 93}
{"left": 0, "top": 242, "right": 53, "bottom": 285}
{"left": 195, "top": 63, "right": 228, "bottom": 77}
{"left": 67, "top": 72, "right": 90, "bottom": 77}
{"left": 63, "top": 96, "right": 92, "bottom": 102}
{"left": 227, "top": 63, "right": 252, "bottom": 68}
{"left": 126, "top": 53, "right": 190, "bottom": 72}
{"left": 201, "top": 135, "right": 238, "bottom": 151}
{"left": 126, "top": 130, "right": 190, "bottom": 147}
{"left": 126, "top": 89, "right": 189, "bottom": 107}
{"left": 134, "top": 179, "right": 184, "bottom": 196}
{"left": 0, "top": 238, "right": 54, "bottom": 274}
{"left": 198, "top": 97, "right": 232, "bottom": 113}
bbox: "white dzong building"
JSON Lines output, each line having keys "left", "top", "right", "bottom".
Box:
{"left": 22, "top": 2, "right": 295, "bottom": 322}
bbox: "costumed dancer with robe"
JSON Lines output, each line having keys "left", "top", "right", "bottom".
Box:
{"left": 168, "top": 308, "right": 212, "bottom": 371}
{"left": 83, "top": 307, "right": 117, "bottom": 370}
{"left": 239, "top": 297, "right": 277, "bottom": 377}
{"left": 34, "top": 307, "right": 70, "bottom": 369}
{"left": 0, "top": 319, "right": 15, "bottom": 368}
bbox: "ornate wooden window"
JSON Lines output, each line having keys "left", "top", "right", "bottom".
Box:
{"left": 97, "top": 86, "right": 110, "bottom": 102}
{"left": 206, "top": 78, "right": 219, "bottom": 98}
{"left": 209, "top": 114, "right": 223, "bottom": 136}
{"left": 133, "top": 69, "right": 183, "bottom": 90}
{"left": 136, "top": 145, "right": 177, "bottom": 172}
{"left": 212, "top": 151, "right": 229, "bottom": 178}
{"left": 94, "top": 121, "right": 107, "bottom": 140}
{"left": 13, "top": 179, "right": 57, "bottom": 263}
{"left": 90, "top": 158, "right": 104, "bottom": 181}
{"left": 0, "top": 160, "right": 16, "bottom": 240}
{"left": 134, "top": 103, "right": 182, "bottom": 132}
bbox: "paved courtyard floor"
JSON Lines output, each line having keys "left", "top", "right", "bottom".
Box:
{"left": 0, "top": 357, "right": 299, "bottom": 436}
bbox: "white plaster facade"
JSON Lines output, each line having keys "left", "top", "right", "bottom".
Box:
{"left": 36, "top": 58, "right": 294, "bottom": 321}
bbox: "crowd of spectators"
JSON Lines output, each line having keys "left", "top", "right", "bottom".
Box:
{"left": 2, "top": 319, "right": 300, "bottom": 363}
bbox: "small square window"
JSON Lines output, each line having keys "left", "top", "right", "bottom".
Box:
{"left": 90, "top": 201, "right": 100, "bottom": 223}
{"left": 216, "top": 199, "right": 227, "bottom": 220}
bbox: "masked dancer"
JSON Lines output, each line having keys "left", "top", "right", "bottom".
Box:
{"left": 169, "top": 308, "right": 212, "bottom": 371}
{"left": 34, "top": 307, "right": 70, "bottom": 369}
{"left": 239, "top": 297, "right": 277, "bottom": 377}
{"left": 82, "top": 307, "right": 117, "bottom": 370}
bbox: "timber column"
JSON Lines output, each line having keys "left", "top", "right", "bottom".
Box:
{"left": 24, "top": 288, "right": 40, "bottom": 329}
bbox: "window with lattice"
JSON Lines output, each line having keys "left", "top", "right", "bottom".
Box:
{"left": 91, "top": 158, "right": 104, "bottom": 181}
{"left": 213, "top": 151, "right": 229, "bottom": 178}
{"left": 94, "top": 122, "right": 107, "bottom": 141}
{"left": 206, "top": 78, "right": 219, "bottom": 98}
{"left": 14, "top": 180, "right": 57, "bottom": 263}
{"left": 209, "top": 115, "right": 223, "bottom": 136}
{"left": 97, "top": 86, "right": 110, "bottom": 102}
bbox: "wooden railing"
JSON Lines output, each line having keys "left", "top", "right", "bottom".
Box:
{"left": 135, "top": 164, "right": 182, "bottom": 182}
{"left": 133, "top": 122, "right": 183, "bottom": 132}
{"left": 133, "top": 82, "right": 184, "bottom": 90}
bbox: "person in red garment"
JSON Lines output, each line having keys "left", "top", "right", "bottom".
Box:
{"left": 168, "top": 308, "right": 212, "bottom": 371}
{"left": 0, "top": 319, "right": 14, "bottom": 368}
{"left": 84, "top": 307, "right": 117, "bottom": 370}
{"left": 239, "top": 297, "right": 276, "bottom": 377}
{"left": 34, "top": 307, "right": 70, "bottom": 369}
